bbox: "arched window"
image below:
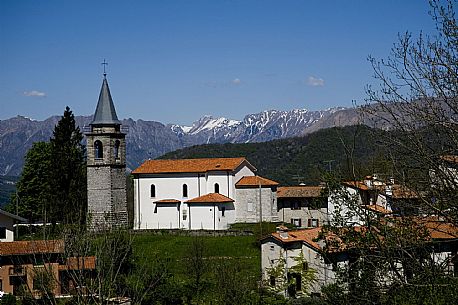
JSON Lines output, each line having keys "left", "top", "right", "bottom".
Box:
{"left": 94, "top": 140, "right": 103, "bottom": 159}
{"left": 114, "top": 140, "right": 120, "bottom": 159}
{"left": 150, "top": 184, "right": 156, "bottom": 198}
{"left": 182, "top": 184, "right": 188, "bottom": 198}
{"left": 214, "top": 183, "right": 220, "bottom": 193}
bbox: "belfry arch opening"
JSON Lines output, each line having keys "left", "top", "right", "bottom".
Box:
{"left": 94, "top": 140, "right": 103, "bottom": 159}
{"left": 114, "top": 140, "right": 120, "bottom": 159}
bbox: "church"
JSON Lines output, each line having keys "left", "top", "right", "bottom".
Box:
{"left": 85, "top": 71, "right": 279, "bottom": 230}
{"left": 132, "top": 158, "right": 280, "bottom": 230}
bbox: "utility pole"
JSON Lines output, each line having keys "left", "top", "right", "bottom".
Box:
{"left": 292, "top": 175, "right": 305, "bottom": 185}
{"left": 15, "top": 191, "right": 19, "bottom": 240}
{"left": 323, "top": 160, "right": 335, "bottom": 173}
{"left": 259, "top": 176, "right": 262, "bottom": 238}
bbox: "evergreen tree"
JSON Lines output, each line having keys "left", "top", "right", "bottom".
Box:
{"left": 49, "top": 106, "right": 87, "bottom": 225}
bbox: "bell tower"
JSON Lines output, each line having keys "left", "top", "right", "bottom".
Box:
{"left": 85, "top": 71, "right": 128, "bottom": 230}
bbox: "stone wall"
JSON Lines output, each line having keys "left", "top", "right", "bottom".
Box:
{"left": 235, "top": 187, "right": 278, "bottom": 222}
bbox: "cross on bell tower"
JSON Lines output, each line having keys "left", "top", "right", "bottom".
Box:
{"left": 85, "top": 65, "right": 128, "bottom": 230}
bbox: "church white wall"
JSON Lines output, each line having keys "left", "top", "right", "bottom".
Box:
{"left": 151, "top": 204, "right": 180, "bottom": 229}
{"left": 234, "top": 165, "right": 256, "bottom": 184}
{"left": 134, "top": 173, "right": 198, "bottom": 229}
{"left": 134, "top": 169, "right": 249, "bottom": 230}
{"left": 204, "top": 171, "right": 231, "bottom": 197}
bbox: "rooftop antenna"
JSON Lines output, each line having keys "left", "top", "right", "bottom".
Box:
{"left": 101, "top": 59, "right": 108, "bottom": 78}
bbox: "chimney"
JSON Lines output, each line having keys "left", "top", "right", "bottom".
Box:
{"left": 277, "top": 225, "right": 289, "bottom": 239}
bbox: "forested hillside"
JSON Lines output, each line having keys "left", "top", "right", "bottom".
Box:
{"left": 160, "top": 125, "right": 389, "bottom": 185}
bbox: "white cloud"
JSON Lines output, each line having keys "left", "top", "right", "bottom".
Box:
{"left": 23, "top": 90, "right": 46, "bottom": 97}
{"left": 306, "top": 76, "right": 325, "bottom": 87}
{"left": 232, "top": 78, "right": 241, "bottom": 85}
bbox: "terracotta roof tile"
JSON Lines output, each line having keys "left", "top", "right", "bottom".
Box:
{"left": 389, "top": 185, "right": 419, "bottom": 199}
{"left": 186, "top": 193, "right": 234, "bottom": 204}
{"left": 342, "top": 181, "right": 370, "bottom": 191}
{"left": 132, "top": 157, "right": 253, "bottom": 174}
{"left": 59, "top": 256, "right": 96, "bottom": 271}
{"left": 277, "top": 186, "right": 324, "bottom": 198}
{"left": 363, "top": 204, "right": 392, "bottom": 214}
{"left": 271, "top": 227, "right": 322, "bottom": 251}
{"left": 413, "top": 217, "right": 458, "bottom": 240}
{"left": 154, "top": 199, "right": 181, "bottom": 204}
{"left": 0, "top": 240, "right": 64, "bottom": 256}
{"left": 440, "top": 155, "right": 458, "bottom": 164}
{"left": 235, "top": 176, "right": 279, "bottom": 188}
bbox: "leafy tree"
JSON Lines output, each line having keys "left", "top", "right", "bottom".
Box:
{"left": 7, "top": 141, "right": 52, "bottom": 223}
{"left": 365, "top": 0, "right": 458, "bottom": 225}
{"left": 49, "top": 106, "right": 87, "bottom": 225}
{"left": 7, "top": 107, "right": 87, "bottom": 227}
{"left": 266, "top": 250, "right": 316, "bottom": 298}
{"left": 320, "top": 1, "right": 458, "bottom": 304}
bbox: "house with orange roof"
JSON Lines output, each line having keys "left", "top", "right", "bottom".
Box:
{"left": 0, "top": 240, "right": 96, "bottom": 297}
{"left": 261, "top": 227, "right": 338, "bottom": 297}
{"left": 276, "top": 185, "right": 328, "bottom": 228}
{"left": 328, "top": 175, "right": 394, "bottom": 226}
{"left": 131, "top": 157, "right": 279, "bottom": 230}
{"left": 262, "top": 219, "right": 458, "bottom": 298}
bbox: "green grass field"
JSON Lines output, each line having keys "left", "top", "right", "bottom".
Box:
{"left": 132, "top": 233, "right": 262, "bottom": 277}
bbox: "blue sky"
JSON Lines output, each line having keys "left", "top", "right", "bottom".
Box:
{"left": 0, "top": 0, "right": 435, "bottom": 125}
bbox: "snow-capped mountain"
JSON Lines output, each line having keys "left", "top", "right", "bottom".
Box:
{"left": 0, "top": 107, "right": 361, "bottom": 176}
{"left": 169, "top": 107, "right": 352, "bottom": 143}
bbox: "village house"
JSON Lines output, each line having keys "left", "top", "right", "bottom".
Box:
{"left": 132, "top": 157, "right": 279, "bottom": 230}
{"left": 328, "top": 175, "right": 393, "bottom": 226}
{"left": 0, "top": 209, "right": 27, "bottom": 242}
{"left": 277, "top": 185, "right": 328, "bottom": 228}
{"left": 261, "top": 219, "right": 458, "bottom": 298}
{"left": 0, "top": 240, "right": 96, "bottom": 297}
{"left": 261, "top": 227, "right": 338, "bottom": 297}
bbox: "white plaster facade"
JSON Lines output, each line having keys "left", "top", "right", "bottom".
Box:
{"left": 132, "top": 158, "right": 277, "bottom": 230}
{"left": 261, "top": 229, "right": 337, "bottom": 296}
{"left": 0, "top": 209, "right": 27, "bottom": 242}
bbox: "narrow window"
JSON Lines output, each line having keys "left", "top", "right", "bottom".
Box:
{"left": 270, "top": 245, "right": 275, "bottom": 251}
{"left": 302, "top": 261, "right": 308, "bottom": 271}
{"left": 247, "top": 202, "right": 253, "bottom": 212}
{"left": 94, "top": 140, "right": 103, "bottom": 159}
{"left": 214, "top": 183, "right": 220, "bottom": 193}
{"left": 182, "top": 209, "right": 187, "bottom": 220}
{"left": 292, "top": 218, "right": 301, "bottom": 227}
{"left": 154, "top": 205, "right": 158, "bottom": 214}
{"left": 0, "top": 227, "right": 6, "bottom": 239}
{"left": 269, "top": 275, "right": 276, "bottom": 286}
{"left": 150, "top": 184, "right": 156, "bottom": 198}
{"left": 114, "top": 140, "right": 120, "bottom": 159}
{"left": 182, "top": 184, "right": 188, "bottom": 198}
{"left": 221, "top": 206, "right": 226, "bottom": 217}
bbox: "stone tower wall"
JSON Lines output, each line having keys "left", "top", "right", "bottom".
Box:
{"left": 86, "top": 129, "right": 128, "bottom": 230}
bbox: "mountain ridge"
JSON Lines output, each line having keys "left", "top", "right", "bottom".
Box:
{"left": 0, "top": 106, "right": 362, "bottom": 176}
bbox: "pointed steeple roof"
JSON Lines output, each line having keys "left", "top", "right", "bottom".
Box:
{"left": 91, "top": 75, "right": 121, "bottom": 125}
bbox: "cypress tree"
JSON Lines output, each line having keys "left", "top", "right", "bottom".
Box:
{"left": 49, "top": 106, "right": 87, "bottom": 225}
